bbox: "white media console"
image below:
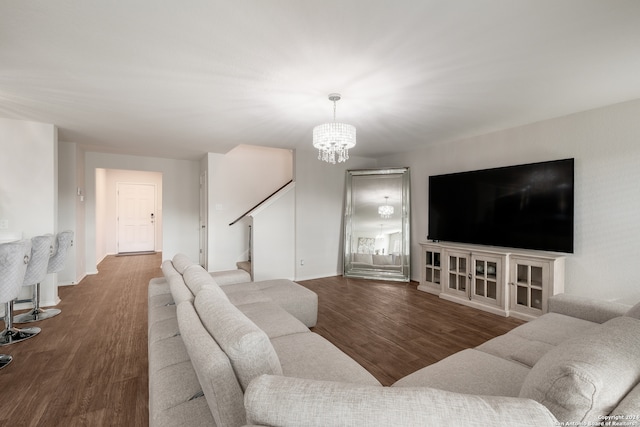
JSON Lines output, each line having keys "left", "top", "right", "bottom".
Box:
{"left": 419, "top": 241, "right": 565, "bottom": 321}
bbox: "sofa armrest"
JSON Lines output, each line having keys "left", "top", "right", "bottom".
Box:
{"left": 548, "top": 293, "right": 631, "bottom": 324}
{"left": 244, "top": 375, "right": 558, "bottom": 427}
{"left": 210, "top": 269, "right": 252, "bottom": 286}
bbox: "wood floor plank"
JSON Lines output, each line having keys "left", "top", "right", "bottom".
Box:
{"left": 0, "top": 255, "right": 524, "bottom": 425}
{"left": 297, "top": 275, "right": 524, "bottom": 386}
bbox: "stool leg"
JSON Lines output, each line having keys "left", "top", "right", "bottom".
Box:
{"left": 13, "top": 283, "right": 61, "bottom": 323}
{"left": 0, "top": 301, "right": 40, "bottom": 346}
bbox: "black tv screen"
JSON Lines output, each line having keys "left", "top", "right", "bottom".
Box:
{"left": 428, "top": 158, "right": 574, "bottom": 253}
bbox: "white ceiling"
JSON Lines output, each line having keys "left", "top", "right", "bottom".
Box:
{"left": 2, "top": 1, "right": 640, "bottom": 161}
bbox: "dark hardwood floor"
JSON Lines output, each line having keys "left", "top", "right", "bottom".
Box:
{"left": 301, "top": 276, "right": 524, "bottom": 386}
{"left": 0, "top": 254, "right": 524, "bottom": 426}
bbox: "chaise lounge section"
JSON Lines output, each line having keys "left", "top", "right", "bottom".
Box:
{"left": 148, "top": 254, "right": 640, "bottom": 426}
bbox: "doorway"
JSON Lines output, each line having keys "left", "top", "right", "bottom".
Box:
{"left": 94, "top": 168, "right": 163, "bottom": 261}
{"left": 117, "top": 182, "right": 156, "bottom": 253}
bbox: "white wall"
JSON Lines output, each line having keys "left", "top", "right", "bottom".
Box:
{"left": 294, "top": 147, "right": 377, "bottom": 280}
{"left": 0, "top": 117, "right": 59, "bottom": 306}
{"left": 379, "top": 98, "right": 640, "bottom": 304}
{"left": 204, "top": 145, "right": 293, "bottom": 271}
{"left": 85, "top": 152, "right": 199, "bottom": 271}
{"left": 57, "top": 141, "right": 83, "bottom": 285}
{"left": 251, "top": 184, "right": 295, "bottom": 281}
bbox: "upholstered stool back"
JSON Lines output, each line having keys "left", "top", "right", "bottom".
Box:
{"left": 0, "top": 240, "right": 31, "bottom": 304}
{"left": 23, "top": 235, "right": 53, "bottom": 288}
{"left": 47, "top": 231, "right": 73, "bottom": 274}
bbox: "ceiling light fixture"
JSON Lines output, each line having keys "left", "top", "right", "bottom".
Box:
{"left": 378, "top": 196, "right": 394, "bottom": 219}
{"left": 312, "top": 93, "right": 356, "bottom": 164}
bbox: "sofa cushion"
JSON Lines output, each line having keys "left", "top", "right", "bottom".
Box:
{"left": 149, "top": 360, "right": 203, "bottom": 423}
{"left": 235, "top": 301, "right": 309, "bottom": 338}
{"left": 177, "top": 300, "right": 246, "bottom": 427}
{"left": 610, "top": 382, "right": 640, "bottom": 417}
{"left": 393, "top": 349, "right": 530, "bottom": 397}
{"left": 476, "top": 313, "right": 598, "bottom": 367}
{"left": 210, "top": 268, "right": 251, "bottom": 285}
{"left": 194, "top": 287, "right": 283, "bottom": 391}
{"left": 251, "top": 279, "right": 318, "bottom": 327}
{"left": 151, "top": 395, "right": 214, "bottom": 427}
{"left": 520, "top": 316, "right": 640, "bottom": 423}
{"left": 625, "top": 300, "right": 640, "bottom": 319}
{"left": 168, "top": 276, "right": 194, "bottom": 305}
{"left": 270, "top": 332, "right": 381, "bottom": 386}
{"left": 244, "top": 375, "right": 558, "bottom": 427}
{"left": 183, "top": 264, "right": 219, "bottom": 296}
{"left": 548, "top": 293, "right": 631, "bottom": 323}
{"left": 171, "top": 253, "right": 194, "bottom": 274}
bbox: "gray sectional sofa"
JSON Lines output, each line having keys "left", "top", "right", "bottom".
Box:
{"left": 148, "top": 254, "right": 640, "bottom": 426}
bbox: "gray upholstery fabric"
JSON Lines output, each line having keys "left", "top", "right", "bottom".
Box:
{"left": 148, "top": 316, "right": 180, "bottom": 345}
{"left": 148, "top": 304, "right": 177, "bottom": 332}
{"left": 548, "top": 293, "right": 631, "bottom": 324}
{"left": 476, "top": 313, "right": 598, "bottom": 367}
{"left": 149, "top": 360, "right": 203, "bottom": 422}
{"left": 270, "top": 332, "right": 381, "bottom": 386}
{"left": 148, "top": 277, "right": 170, "bottom": 298}
{"left": 195, "top": 287, "right": 283, "bottom": 391}
{"left": 626, "top": 300, "right": 640, "bottom": 319}
{"left": 393, "top": 349, "right": 530, "bottom": 397}
{"left": 244, "top": 375, "right": 558, "bottom": 427}
{"left": 148, "top": 334, "right": 191, "bottom": 373}
{"left": 520, "top": 316, "right": 640, "bottom": 423}
{"left": 251, "top": 279, "right": 318, "bottom": 327}
{"left": 168, "top": 274, "right": 194, "bottom": 305}
{"left": 0, "top": 239, "right": 31, "bottom": 302}
{"left": 236, "top": 301, "right": 309, "bottom": 338}
{"left": 171, "top": 253, "right": 194, "bottom": 274}
{"left": 183, "top": 264, "right": 218, "bottom": 295}
{"left": 22, "top": 234, "right": 53, "bottom": 286}
{"left": 47, "top": 230, "right": 73, "bottom": 274}
{"left": 151, "top": 395, "right": 215, "bottom": 427}
{"left": 177, "top": 300, "right": 245, "bottom": 427}
{"left": 210, "top": 269, "right": 251, "bottom": 285}
{"left": 610, "top": 382, "right": 640, "bottom": 417}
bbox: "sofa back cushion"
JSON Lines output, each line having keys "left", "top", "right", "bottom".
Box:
{"left": 172, "top": 253, "right": 194, "bottom": 274}
{"left": 520, "top": 316, "right": 640, "bottom": 423}
{"left": 168, "top": 273, "right": 194, "bottom": 304}
{"left": 195, "top": 287, "right": 283, "bottom": 391}
{"left": 183, "top": 264, "right": 221, "bottom": 296}
{"left": 177, "top": 300, "right": 246, "bottom": 427}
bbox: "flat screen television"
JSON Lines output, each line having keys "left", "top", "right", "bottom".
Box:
{"left": 428, "top": 158, "right": 574, "bottom": 253}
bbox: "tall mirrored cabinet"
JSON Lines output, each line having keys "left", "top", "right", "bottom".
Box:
{"left": 343, "top": 168, "right": 411, "bottom": 281}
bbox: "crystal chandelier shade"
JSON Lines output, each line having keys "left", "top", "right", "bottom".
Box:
{"left": 312, "top": 93, "right": 356, "bottom": 164}
{"left": 378, "top": 196, "right": 394, "bottom": 219}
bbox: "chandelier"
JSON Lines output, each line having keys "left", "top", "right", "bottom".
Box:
{"left": 312, "top": 93, "right": 356, "bottom": 164}
{"left": 378, "top": 196, "right": 394, "bottom": 219}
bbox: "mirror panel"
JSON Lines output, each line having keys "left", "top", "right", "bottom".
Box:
{"left": 344, "top": 168, "right": 410, "bottom": 281}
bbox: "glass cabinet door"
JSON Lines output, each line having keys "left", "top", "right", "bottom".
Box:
{"left": 447, "top": 251, "right": 469, "bottom": 297}
{"left": 424, "top": 249, "right": 441, "bottom": 285}
{"left": 472, "top": 254, "right": 502, "bottom": 307}
{"left": 511, "top": 258, "right": 547, "bottom": 313}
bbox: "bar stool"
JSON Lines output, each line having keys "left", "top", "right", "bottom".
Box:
{"left": 1, "top": 239, "right": 40, "bottom": 366}
{"left": 46, "top": 230, "right": 73, "bottom": 281}
{"left": 13, "top": 234, "right": 57, "bottom": 324}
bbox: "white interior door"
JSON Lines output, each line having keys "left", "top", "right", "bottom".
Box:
{"left": 117, "top": 183, "right": 156, "bottom": 253}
